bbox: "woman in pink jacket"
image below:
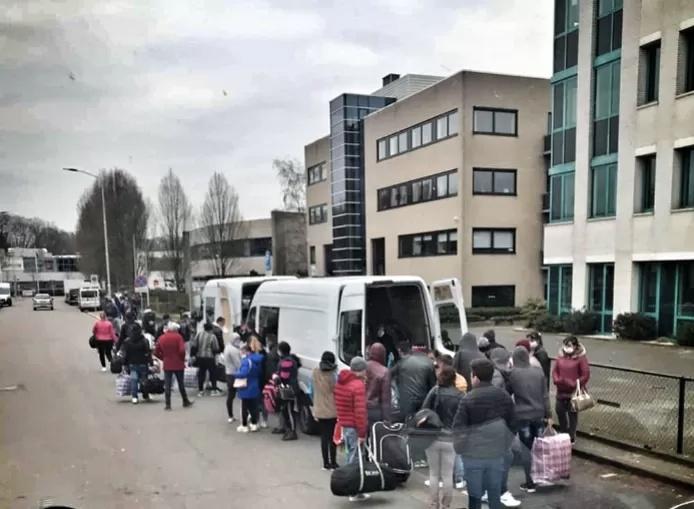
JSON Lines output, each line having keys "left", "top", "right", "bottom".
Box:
{"left": 92, "top": 312, "right": 116, "bottom": 371}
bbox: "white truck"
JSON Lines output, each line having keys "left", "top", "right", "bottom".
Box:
{"left": 244, "top": 276, "right": 467, "bottom": 434}
{"left": 78, "top": 285, "right": 101, "bottom": 312}
{"left": 0, "top": 282, "right": 12, "bottom": 307}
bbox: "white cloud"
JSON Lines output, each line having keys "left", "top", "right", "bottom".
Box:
{"left": 305, "top": 41, "right": 379, "bottom": 67}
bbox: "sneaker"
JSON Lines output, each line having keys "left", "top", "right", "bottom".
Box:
{"left": 500, "top": 491, "right": 522, "bottom": 507}
{"left": 183, "top": 400, "right": 194, "bottom": 408}
{"left": 210, "top": 389, "right": 224, "bottom": 397}
{"left": 131, "top": 398, "right": 138, "bottom": 405}
{"left": 272, "top": 427, "right": 286, "bottom": 435}
{"left": 259, "top": 419, "right": 268, "bottom": 429}
{"left": 101, "top": 367, "right": 107, "bottom": 372}
{"left": 481, "top": 493, "right": 488, "bottom": 503}
{"left": 164, "top": 406, "right": 172, "bottom": 411}
{"left": 520, "top": 482, "right": 537, "bottom": 493}
{"left": 236, "top": 425, "right": 249, "bottom": 433}
{"left": 455, "top": 480, "right": 466, "bottom": 490}
{"left": 249, "top": 424, "right": 258, "bottom": 432}
{"left": 197, "top": 392, "right": 205, "bottom": 398}
{"left": 228, "top": 417, "right": 236, "bottom": 423}
{"left": 348, "top": 494, "right": 370, "bottom": 502}
{"left": 330, "top": 463, "right": 340, "bottom": 470}
{"left": 424, "top": 480, "right": 444, "bottom": 488}
{"left": 282, "top": 430, "right": 298, "bottom": 441}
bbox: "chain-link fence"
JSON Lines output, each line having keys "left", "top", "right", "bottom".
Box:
{"left": 550, "top": 360, "right": 694, "bottom": 458}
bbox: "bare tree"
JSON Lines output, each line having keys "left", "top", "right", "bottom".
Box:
{"left": 157, "top": 169, "right": 193, "bottom": 290}
{"left": 199, "top": 172, "right": 246, "bottom": 277}
{"left": 274, "top": 158, "right": 306, "bottom": 212}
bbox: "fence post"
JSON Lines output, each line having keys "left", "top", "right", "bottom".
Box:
{"left": 677, "top": 377, "right": 686, "bottom": 454}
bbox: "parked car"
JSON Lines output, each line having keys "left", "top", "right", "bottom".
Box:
{"left": 33, "top": 293, "right": 54, "bottom": 311}
{"left": 0, "top": 282, "right": 11, "bottom": 307}
{"left": 65, "top": 288, "right": 79, "bottom": 305}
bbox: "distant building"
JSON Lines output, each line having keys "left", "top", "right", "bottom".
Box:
{"left": 0, "top": 247, "right": 85, "bottom": 296}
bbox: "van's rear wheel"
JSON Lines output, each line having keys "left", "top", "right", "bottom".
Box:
{"left": 298, "top": 401, "right": 319, "bottom": 435}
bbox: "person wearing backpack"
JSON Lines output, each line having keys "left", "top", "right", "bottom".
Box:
{"left": 274, "top": 341, "right": 301, "bottom": 441}
{"left": 191, "top": 322, "right": 222, "bottom": 397}
{"left": 421, "top": 366, "right": 464, "bottom": 509}
{"left": 235, "top": 344, "right": 264, "bottom": 433}
{"left": 312, "top": 351, "right": 338, "bottom": 470}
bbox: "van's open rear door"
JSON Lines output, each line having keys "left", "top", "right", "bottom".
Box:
{"left": 431, "top": 278, "right": 468, "bottom": 352}
{"left": 336, "top": 282, "right": 365, "bottom": 368}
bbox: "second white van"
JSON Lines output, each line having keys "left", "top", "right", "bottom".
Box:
{"left": 245, "top": 276, "right": 468, "bottom": 434}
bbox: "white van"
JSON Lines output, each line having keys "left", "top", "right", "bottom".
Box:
{"left": 78, "top": 285, "right": 101, "bottom": 312}
{"left": 245, "top": 276, "right": 467, "bottom": 434}
{"left": 199, "top": 276, "right": 296, "bottom": 331}
{"left": 0, "top": 282, "right": 11, "bottom": 307}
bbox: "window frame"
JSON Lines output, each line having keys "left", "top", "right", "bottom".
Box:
{"left": 376, "top": 110, "right": 458, "bottom": 161}
{"left": 398, "top": 229, "right": 458, "bottom": 258}
{"left": 472, "top": 168, "right": 518, "bottom": 196}
{"left": 376, "top": 170, "right": 458, "bottom": 211}
{"left": 590, "top": 163, "right": 617, "bottom": 218}
{"left": 472, "top": 107, "right": 518, "bottom": 137}
{"left": 307, "top": 161, "right": 327, "bottom": 186}
{"left": 549, "top": 171, "right": 575, "bottom": 222}
{"left": 677, "top": 146, "right": 694, "bottom": 209}
{"left": 553, "top": 0, "right": 579, "bottom": 73}
{"left": 471, "top": 285, "right": 516, "bottom": 307}
{"left": 595, "top": 0, "right": 623, "bottom": 57}
{"left": 593, "top": 60, "right": 620, "bottom": 157}
{"left": 308, "top": 203, "right": 329, "bottom": 225}
{"left": 309, "top": 246, "right": 316, "bottom": 265}
{"left": 471, "top": 228, "right": 517, "bottom": 255}
{"left": 680, "top": 27, "right": 694, "bottom": 94}
{"left": 639, "top": 40, "right": 661, "bottom": 105}
{"left": 635, "top": 154, "right": 655, "bottom": 213}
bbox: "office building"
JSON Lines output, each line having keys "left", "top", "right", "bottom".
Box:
{"left": 0, "top": 247, "right": 84, "bottom": 295}
{"left": 544, "top": 0, "right": 694, "bottom": 335}
{"left": 307, "top": 71, "right": 550, "bottom": 308}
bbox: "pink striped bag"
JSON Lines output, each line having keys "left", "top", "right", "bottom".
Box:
{"left": 530, "top": 427, "right": 572, "bottom": 482}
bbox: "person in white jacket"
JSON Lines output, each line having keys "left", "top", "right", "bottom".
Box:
{"left": 223, "top": 332, "right": 242, "bottom": 423}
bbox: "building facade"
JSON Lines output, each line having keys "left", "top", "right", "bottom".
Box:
{"left": 0, "top": 247, "right": 84, "bottom": 295}
{"left": 307, "top": 71, "right": 550, "bottom": 308}
{"left": 544, "top": 0, "right": 694, "bottom": 336}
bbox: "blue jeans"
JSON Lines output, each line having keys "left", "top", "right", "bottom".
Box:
{"left": 462, "top": 456, "right": 505, "bottom": 509}
{"left": 518, "top": 420, "right": 545, "bottom": 484}
{"left": 343, "top": 427, "right": 359, "bottom": 465}
{"left": 129, "top": 364, "right": 149, "bottom": 399}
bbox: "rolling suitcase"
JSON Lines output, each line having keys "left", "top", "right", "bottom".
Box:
{"left": 330, "top": 445, "right": 398, "bottom": 497}
{"left": 369, "top": 421, "right": 412, "bottom": 483}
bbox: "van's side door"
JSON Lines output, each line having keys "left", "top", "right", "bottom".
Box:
{"left": 336, "top": 283, "right": 365, "bottom": 367}
{"left": 430, "top": 278, "right": 468, "bottom": 352}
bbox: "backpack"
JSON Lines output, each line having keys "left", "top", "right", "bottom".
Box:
{"left": 263, "top": 378, "right": 279, "bottom": 414}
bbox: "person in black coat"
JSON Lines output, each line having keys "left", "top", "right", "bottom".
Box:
{"left": 527, "top": 331, "right": 551, "bottom": 389}
{"left": 121, "top": 323, "right": 152, "bottom": 404}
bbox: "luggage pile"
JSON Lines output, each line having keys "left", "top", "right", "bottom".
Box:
{"left": 369, "top": 421, "right": 412, "bottom": 483}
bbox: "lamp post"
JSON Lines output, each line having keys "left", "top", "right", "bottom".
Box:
{"left": 63, "top": 168, "right": 112, "bottom": 297}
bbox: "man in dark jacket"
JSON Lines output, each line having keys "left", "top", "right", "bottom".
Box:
{"left": 155, "top": 314, "right": 170, "bottom": 340}
{"left": 366, "top": 342, "right": 391, "bottom": 427}
{"left": 527, "top": 331, "right": 551, "bottom": 389}
{"left": 117, "top": 311, "right": 137, "bottom": 351}
{"left": 507, "top": 347, "right": 550, "bottom": 492}
{"left": 453, "top": 358, "right": 515, "bottom": 509}
{"left": 213, "top": 316, "right": 226, "bottom": 353}
{"left": 154, "top": 323, "right": 194, "bottom": 410}
{"left": 453, "top": 332, "right": 485, "bottom": 389}
{"left": 390, "top": 341, "right": 436, "bottom": 421}
{"left": 122, "top": 323, "right": 151, "bottom": 405}
{"left": 484, "top": 329, "right": 507, "bottom": 354}
{"left": 275, "top": 341, "right": 301, "bottom": 440}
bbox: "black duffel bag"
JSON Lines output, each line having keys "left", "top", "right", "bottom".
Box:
{"left": 330, "top": 445, "right": 398, "bottom": 497}
{"left": 141, "top": 376, "right": 165, "bottom": 395}
{"left": 110, "top": 356, "right": 124, "bottom": 374}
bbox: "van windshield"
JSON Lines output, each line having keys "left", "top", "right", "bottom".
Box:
{"left": 365, "top": 283, "right": 431, "bottom": 359}
{"left": 81, "top": 291, "right": 97, "bottom": 298}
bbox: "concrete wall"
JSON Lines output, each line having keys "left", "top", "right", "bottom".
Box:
{"left": 305, "top": 135, "right": 331, "bottom": 276}
{"left": 271, "top": 210, "right": 308, "bottom": 276}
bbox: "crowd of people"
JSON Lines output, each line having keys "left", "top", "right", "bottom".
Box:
{"left": 91, "top": 307, "right": 591, "bottom": 509}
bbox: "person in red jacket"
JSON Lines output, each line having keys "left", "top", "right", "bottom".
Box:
{"left": 154, "top": 322, "right": 194, "bottom": 411}
{"left": 552, "top": 336, "right": 590, "bottom": 443}
{"left": 92, "top": 312, "right": 116, "bottom": 372}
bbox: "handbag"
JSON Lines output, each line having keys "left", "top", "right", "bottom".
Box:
{"left": 570, "top": 379, "right": 595, "bottom": 412}
{"left": 278, "top": 384, "right": 296, "bottom": 401}
{"left": 89, "top": 335, "right": 97, "bottom": 349}
{"left": 233, "top": 377, "right": 248, "bottom": 389}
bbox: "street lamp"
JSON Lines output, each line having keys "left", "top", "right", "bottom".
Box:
{"left": 63, "top": 167, "right": 112, "bottom": 297}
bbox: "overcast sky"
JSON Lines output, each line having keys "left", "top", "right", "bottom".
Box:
{"left": 0, "top": 0, "right": 552, "bottom": 232}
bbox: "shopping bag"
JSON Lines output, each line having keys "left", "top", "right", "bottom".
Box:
{"left": 110, "top": 356, "right": 123, "bottom": 374}
{"left": 141, "top": 375, "right": 165, "bottom": 395}
{"left": 530, "top": 427, "right": 572, "bottom": 482}
{"left": 115, "top": 373, "right": 131, "bottom": 397}
{"left": 570, "top": 379, "right": 595, "bottom": 412}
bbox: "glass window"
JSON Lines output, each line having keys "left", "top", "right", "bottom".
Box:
{"left": 411, "top": 126, "right": 422, "bottom": 148}
{"left": 398, "top": 131, "right": 408, "bottom": 152}
{"left": 679, "top": 262, "right": 694, "bottom": 317}
{"left": 422, "top": 122, "right": 433, "bottom": 144}
{"left": 338, "top": 310, "right": 362, "bottom": 365}
{"left": 550, "top": 171, "right": 575, "bottom": 222}
{"left": 548, "top": 264, "right": 573, "bottom": 315}
{"left": 471, "top": 285, "right": 515, "bottom": 307}
{"left": 399, "top": 229, "right": 457, "bottom": 258}
{"left": 591, "top": 163, "right": 617, "bottom": 217}
{"left": 682, "top": 27, "right": 694, "bottom": 93}
{"left": 411, "top": 180, "right": 422, "bottom": 202}
{"left": 258, "top": 306, "right": 279, "bottom": 341}
{"left": 389, "top": 135, "right": 398, "bottom": 156}
{"left": 437, "top": 233, "right": 448, "bottom": 254}
{"left": 399, "top": 184, "right": 408, "bottom": 206}
{"left": 636, "top": 155, "right": 655, "bottom": 212}
{"left": 553, "top": 83, "right": 564, "bottom": 129}
{"left": 473, "top": 170, "right": 493, "bottom": 193}
{"left": 448, "top": 111, "right": 459, "bottom": 135}
{"left": 378, "top": 139, "right": 387, "bottom": 160}
{"left": 309, "top": 246, "right": 316, "bottom": 265}
{"left": 494, "top": 231, "right": 514, "bottom": 250}
{"left": 495, "top": 111, "right": 516, "bottom": 135}
{"left": 472, "top": 230, "right": 492, "bottom": 249}
{"left": 596, "top": 0, "right": 622, "bottom": 56}
{"left": 494, "top": 171, "right": 516, "bottom": 194}
{"left": 595, "top": 65, "right": 612, "bottom": 119}
{"left": 473, "top": 109, "right": 494, "bottom": 133}
{"left": 448, "top": 231, "right": 457, "bottom": 253}
{"left": 436, "top": 116, "right": 448, "bottom": 140}
{"left": 679, "top": 147, "right": 694, "bottom": 208}
{"left": 412, "top": 235, "right": 422, "bottom": 256}
{"left": 565, "top": 78, "right": 577, "bottom": 127}
{"left": 378, "top": 189, "right": 389, "bottom": 210}
{"left": 390, "top": 188, "right": 399, "bottom": 208}
{"left": 422, "top": 178, "right": 433, "bottom": 200}
{"left": 436, "top": 174, "right": 448, "bottom": 198}
{"left": 448, "top": 172, "right": 458, "bottom": 195}
{"left": 640, "top": 41, "right": 660, "bottom": 104}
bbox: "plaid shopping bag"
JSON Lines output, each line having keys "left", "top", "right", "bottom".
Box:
{"left": 115, "top": 373, "right": 131, "bottom": 397}
{"left": 184, "top": 367, "right": 198, "bottom": 389}
{"left": 530, "top": 427, "right": 572, "bottom": 482}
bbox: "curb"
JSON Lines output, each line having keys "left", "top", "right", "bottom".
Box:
{"left": 572, "top": 443, "right": 694, "bottom": 491}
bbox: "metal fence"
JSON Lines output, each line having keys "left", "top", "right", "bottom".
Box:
{"left": 550, "top": 360, "right": 694, "bottom": 458}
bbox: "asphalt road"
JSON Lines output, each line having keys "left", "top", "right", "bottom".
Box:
{"left": 1, "top": 299, "right": 693, "bottom": 509}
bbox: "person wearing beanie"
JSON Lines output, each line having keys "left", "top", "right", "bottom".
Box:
{"left": 516, "top": 339, "right": 543, "bottom": 370}
{"left": 484, "top": 329, "right": 506, "bottom": 354}
{"left": 453, "top": 332, "right": 485, "bottom": 388}
{"left": 366, "top": 342, "right": 392, "bottom": 428}
{"left": 477, "top": 336, "right": 491, "bottom": 357}
{"left": 334, "top": 356, "right": 368, "bottom": 467}
{"left": 312, "top": 351, "right": 339, "bottom": 470}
